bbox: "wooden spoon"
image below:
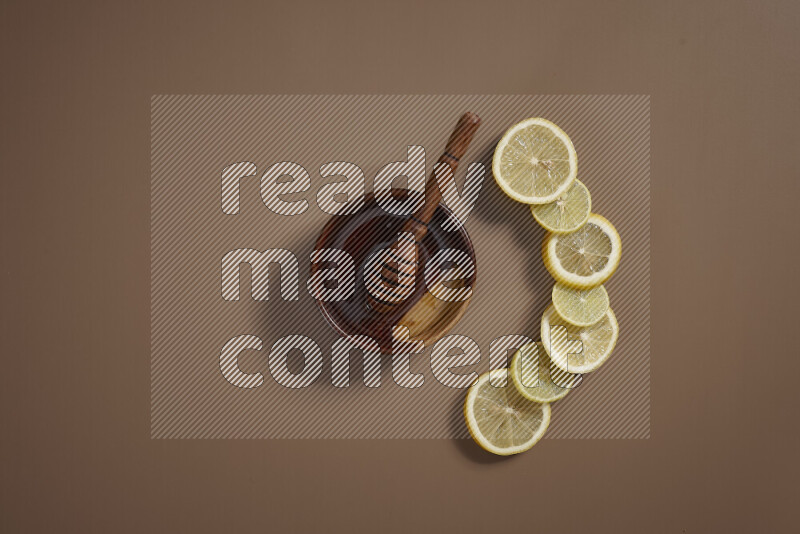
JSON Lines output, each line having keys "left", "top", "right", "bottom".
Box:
{"left": 366, "top": 112, "right": 481, "bottom": 313}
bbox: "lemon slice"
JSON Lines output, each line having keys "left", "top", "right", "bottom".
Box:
{"left": 531, "top": 180, "right": 591, "bottom": 233}
{"left": 464, "top": 369, "right": 550, "bottom": 455}
{"left": 542, "top": 213, "right": 621, "bottom": 289}
{"left": 551, "top": 283, "right": 609, "bottom": 327}
{"left": 510, "top": 342, "right": 581, "bottom": 403}
{"left": 541, "top": 304, "right": 618, "bottom": 374}
{"left": 492, "top": 118, "right": 578, "bottom": 204}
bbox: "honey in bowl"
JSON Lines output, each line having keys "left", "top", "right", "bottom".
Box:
{"left": 312, "top": 193, "right": 476, "bottom": 354}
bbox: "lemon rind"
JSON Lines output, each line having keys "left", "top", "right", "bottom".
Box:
{"left": 509, "top": 344, "right": 572, "bottom": 403}
{"left": 542, "top": 213, "right": 621, "bottom": 289}
{"left": 492, "top": 118, "right": 578, "bottom": 205}
{"left": 464, "top": 369, "right": 551, "bottom": 456}
{"left": 551, "top": 283, "right": 610, "bottom": 327}
{"left": 541, "top": 305, "right": 619, "bottom": 374}
{"left": 530, "top": 180, "right": 592, "bottom": 234}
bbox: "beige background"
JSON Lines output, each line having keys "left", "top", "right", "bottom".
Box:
{"left": 2, "top": 0, "right": 798, "bottom": 532}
